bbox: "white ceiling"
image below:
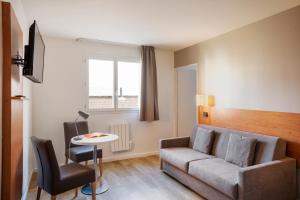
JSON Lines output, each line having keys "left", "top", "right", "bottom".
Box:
{"left": 21, "top": 0, "right": 300, "bottom": 50}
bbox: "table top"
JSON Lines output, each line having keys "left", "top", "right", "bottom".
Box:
{"left": 71, "top": 133, "right": 119, "bottom": 146}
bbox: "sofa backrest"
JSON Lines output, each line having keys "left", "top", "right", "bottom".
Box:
{"left": 190, "top": 124, "right": 286, "bottom": 164}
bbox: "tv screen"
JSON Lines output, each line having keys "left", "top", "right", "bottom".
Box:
{"left": 23, "top": 20, "right": 45, "bottom": 83}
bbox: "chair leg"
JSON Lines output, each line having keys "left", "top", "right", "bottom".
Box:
{"left": 65, "top": 156, "right": 69, "bottom": 165}
{"left": 91, "top": 182, "right": 96, "bottom": 200}
{"left": 74, "top": 187, "right": 78, "bottom": 198}
{"left": 36, "top": 187, "right": 41, "bottom": 200}
{"left": 51, "top": 195, "right": 56, "bottom": 200}
{"left": 98, "top": 158, "right": 103, "bottom": 176}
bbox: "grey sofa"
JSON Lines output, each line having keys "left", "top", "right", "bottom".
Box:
{"left": 160, "top": 124, "right": 297, "bottom": 200}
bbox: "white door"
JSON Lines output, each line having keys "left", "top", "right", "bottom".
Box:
{"left": 177, "top": 66, "right": 197, "bottom": 137}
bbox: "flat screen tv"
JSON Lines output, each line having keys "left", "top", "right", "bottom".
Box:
{"left": 23, "top": 20, "right": 45, "bottom": 83}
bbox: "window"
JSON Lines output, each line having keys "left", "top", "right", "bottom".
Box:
{"left": 88, "top": 59, "right": 114, "bottom": 109}
{"left": 88, "top": 58, "right": 141, "bottom": 111}
{"left": 118, "top": 61, "right": 141, "bottom": 109}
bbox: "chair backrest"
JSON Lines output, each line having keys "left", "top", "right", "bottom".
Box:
{"left": 63, "top": 121, "right": 89, "bottom": 150}
{"left": 31, "top": 136, "right": 60, "bottom": 193}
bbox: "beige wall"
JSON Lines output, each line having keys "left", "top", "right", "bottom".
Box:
{"left": 175, "top": 5, "right": 300, "bottom": 113}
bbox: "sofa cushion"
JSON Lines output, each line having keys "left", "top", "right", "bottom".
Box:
{"left": 193, "top": 128, "right": 215, "bottom": 154}
{"left": 199, "top": 125, "right": 286, "bottom": 164}
{"left": 225, "top": 134, "right": 257, "bottom": 167}
{"left": 188, "top": 158, "right": 239, "bottom": 199}
{"left": 191, "top": 125, "right": 231, "bottom": 159}
{"left": 189, "top": 125, "right": 199, "bottom": 148}
{"left": 160, "top": 147, "right": 213, "bottom": 172}
{"left": 232, "top": 129, "right": 286, "bottom": 164}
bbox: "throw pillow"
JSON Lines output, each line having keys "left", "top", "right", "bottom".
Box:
{"left": 225, "top": 134, "right": 257, "bottom": 167}
{"left": 193, "top": 128, "right": 215, "bottom": 154}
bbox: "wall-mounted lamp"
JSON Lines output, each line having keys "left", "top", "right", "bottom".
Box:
{"left": 207, "top": 95, "right": 215, "bottom": 107}
{"left": 196, "top": 94, "right": 215, "bottom": 118}
{"left": 196, "top": 94, "right": 205, "bottom": 107}
{"left": 196, "top": 94, "right": 215, "bottom": 107}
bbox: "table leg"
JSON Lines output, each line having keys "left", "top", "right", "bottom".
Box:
{"left": 81, "top": 145, "right": 109, "bottom": 195}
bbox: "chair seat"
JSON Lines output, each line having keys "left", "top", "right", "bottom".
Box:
{"left": 55, "top": 163, "right": 95, "bottom": 195}
{"left": 67, "top": 145, "right": 102, "bottom": 163}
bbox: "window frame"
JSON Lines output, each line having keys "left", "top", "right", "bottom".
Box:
{"left": 86, "top": 55, "right": 141, "bottom": 113}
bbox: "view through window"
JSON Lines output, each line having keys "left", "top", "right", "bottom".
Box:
{"left": 88, "top": 58, "right": 141, "bottom": 110}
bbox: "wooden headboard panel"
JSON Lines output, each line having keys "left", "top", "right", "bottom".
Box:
{"left": 198, "top": 106, "right": 300, "bottom": 165}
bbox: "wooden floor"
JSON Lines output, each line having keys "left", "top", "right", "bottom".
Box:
{"left": 27, "top": 156, "right": 204, "bottom": 200}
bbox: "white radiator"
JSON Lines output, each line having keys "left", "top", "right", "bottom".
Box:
{"left": 110, "top": 122, "right": 131, "bottom": 152}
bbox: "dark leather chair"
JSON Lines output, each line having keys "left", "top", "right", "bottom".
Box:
{"left": 31, "top": 136, "right": 96, "bottom": 200}
{"left": 63, "top": 121, "right": 103, "bottom": 175}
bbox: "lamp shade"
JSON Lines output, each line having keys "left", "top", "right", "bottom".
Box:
{"left": 207, "top": 95, "right": 215, "bottom": 107}
{"left": 196, "top": 94, "right": 215, "bottom": 107}
{"left": 196, "top": 95, "right": 205, "bottom": 106}
{"left": 78, "top": 110, "right": 90, "bottom": 119}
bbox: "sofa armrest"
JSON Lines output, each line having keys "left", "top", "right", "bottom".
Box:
{"left": 238, "top": 157, "right": 296, "bottom": 200}
{"left": 160, "top": 137, "right": 190, "bottom": 149}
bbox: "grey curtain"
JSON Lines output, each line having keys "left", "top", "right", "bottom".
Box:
{"left": 140, "top": 46, "right": 159, "bottom": 121}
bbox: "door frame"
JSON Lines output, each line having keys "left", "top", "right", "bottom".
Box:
{"left": 175, "top": 63, "right": 198, "bottom": 137}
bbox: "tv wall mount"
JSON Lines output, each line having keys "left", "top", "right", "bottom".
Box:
{"left": 12, "top": 51, "right": 25, "bottom": 67}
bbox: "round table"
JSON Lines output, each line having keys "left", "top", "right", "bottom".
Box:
{"left": 71, "top": 133, "right": 118, "bottom": 195}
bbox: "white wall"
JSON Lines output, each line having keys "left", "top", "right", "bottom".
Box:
{"left": 32, "top": 37, "right": 175, "bottom": 164}
{"left": 0, "top": 1, "right": 32, "bottom": 199}
{"left": 8, "top": 1, "right": 33, "bottom": 199}
{"left": 22, "top": 78, "right": 32, "bottom": 199}
{"left": 0, "top": 4, "right": 3, "bottom": 198}
{"left": 176, "top": 67, "right": 197, "bottom": 137}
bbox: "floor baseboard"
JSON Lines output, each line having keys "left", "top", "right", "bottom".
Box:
{"left": 102, "top": 151, "right": 159, "bottom": 163}
{"left": 31, "top": 151, "right": 160, "bottom": 173}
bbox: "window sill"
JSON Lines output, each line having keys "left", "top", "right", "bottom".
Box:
{"left": 88, "top": 108, "right": 140, "bottom": 114}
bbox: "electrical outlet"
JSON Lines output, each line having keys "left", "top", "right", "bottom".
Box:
{"left": 203, "top": 112, "right": 209, "bottom": 117}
